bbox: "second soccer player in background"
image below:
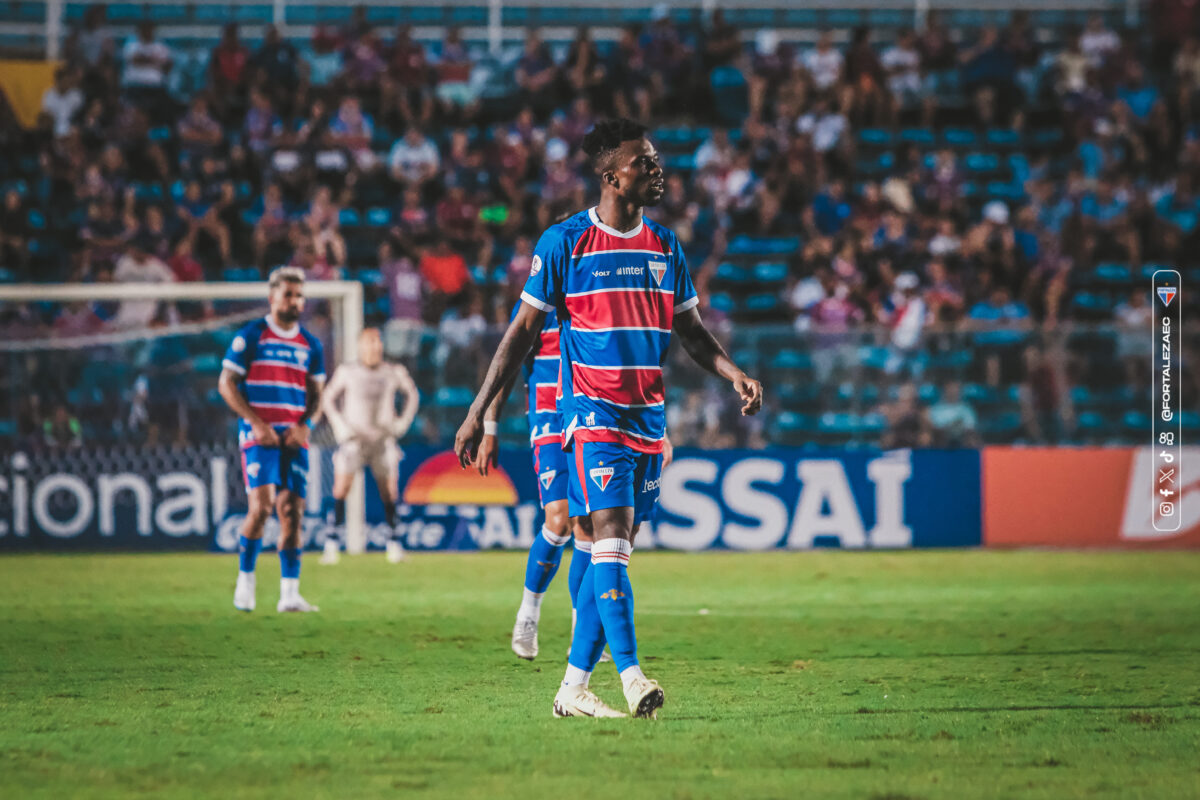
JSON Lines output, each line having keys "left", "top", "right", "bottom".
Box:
{"left": 320, "top": 327, "right": 420, "bottom": 563}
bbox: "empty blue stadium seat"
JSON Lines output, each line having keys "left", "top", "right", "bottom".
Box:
{"left": 338, "top": 208, "right": 362, "bottom": 227}
{"left": 986, "top": 129, "right": 1022, "bottom": 149}
{"left": 898, "top": 128, "right": 935, "bottom": 147}
{"left": 1094, "top": 263, "right": 1133, "bottom": 285}
{"left": 943, "top": 128, "right": 978, "bottom": 148}
{"left": 771, "top": 350, "right": 812, "bottom": 371}
{"left": 858, "top": 128, "right": 892, "bottom": 148}
{"left": 435, "top": 386, "right": 475, "bottom": 408}
{"left": 715, "top": 263, "right": 749, "bottom": 283}
{"left": 964, "top": 152, "right": 1000, "bottom": 173}
{"left": 366, "top": 207, "right": 392, "bottom": 227}
{"left": 744, "top": 293, "right": 781, "bottom": 313}
{"left": 709, "top": 292, "right": 734, "bottom": 313}
{"left": 753, "top": 262, "right": 788, "bottom": 283}
{"left": 727, "top": 236, "right": 800, "bottom": 256}
{"left": 776, "top": 411, "right": 808, "bottom": 432}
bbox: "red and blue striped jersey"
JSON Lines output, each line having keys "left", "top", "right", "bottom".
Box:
{"left": 222, "top": 316, "right": 326, "bottom": 448}
{"left": 520, "top": 207, "right": 698, "bottom": 454}
{"left": 512, "top": 301, "right": 562, "bottom": 447}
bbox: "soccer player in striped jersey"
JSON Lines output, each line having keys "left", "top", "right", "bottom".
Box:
{"left": 456, "top": 119, "right": 763, "bottom": 718}
{"left": 219, "top": 267, "right": 326, "bottom": 613}
{"left": 319, "top": 327, "right": 420, "bottom": 565}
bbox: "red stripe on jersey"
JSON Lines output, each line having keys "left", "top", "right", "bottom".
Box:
{"left": 259, "top": 333, "right": 309, "bottom": 349}
{"left": 566, "top": 289, "right": 673, "bottom": 331}
{"left": 572, "top": 427, "right": 665, "bottom": 455}
{"left": 534, "top": 383, "right": 558, "bottom": 414}
{"left": 572, "top": 364, "right": 664, "bottom": 406}
{"left": 572, "top": 223, "right": 667, "bottom": 257}
{"left": 574, "top": 445, "right": 590, "bottom": 512}
{"left": 537, "top": 328, "right": 560, "bottom": 357}
{"left": 247, "top": 362, "right": 307, "bottom": 384}
{"left": 532, "top": 432, "right": 562, "bottom": 447}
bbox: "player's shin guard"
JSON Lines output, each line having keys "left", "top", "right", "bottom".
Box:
{"left": 524, "top": 526, "right": 569, "bottom": 597}
{"left": 566, "top": 562, "right": 607, "bottom": 674}
{"left": 592, "top": 539, "right": 637, "bottom": 673}
{"left": 239, "top": 536, "right": 262, "bottom": 573}
{"left": 567, "top": 539, "right": 591, "bottom": 610}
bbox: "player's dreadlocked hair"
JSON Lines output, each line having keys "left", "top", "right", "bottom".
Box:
{"left": 581, "top": 118, "right": 649, "bottom": 173}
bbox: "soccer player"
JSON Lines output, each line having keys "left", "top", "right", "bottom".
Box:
{"left": 219, "top": 266, "right": 326, "bottom": 613}
{"left": 319, "top": 327, "right": 420, "bottom": 564}
{"left": 455, "top": 119, "right": 763, "bottom": 718}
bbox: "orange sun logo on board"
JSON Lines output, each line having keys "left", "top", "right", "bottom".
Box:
{"left": 403, "top": 451, "right": 519, "bottom": 505}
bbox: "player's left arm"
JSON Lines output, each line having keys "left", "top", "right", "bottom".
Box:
{"left": 672, "top": 307, "right": 763, "bottom": 416}
{"left": 389, "top": 364, "right": 421, "bottom": 439}
{"left": 284, "top": 338, "right": 326, "bottom": 448}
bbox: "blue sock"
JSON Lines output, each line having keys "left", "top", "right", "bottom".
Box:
{"left": 524, "top": 525, "right": 569, "bottom": 594}
{"left": 567, "top": 561, "right": 607, "bottom": 671}
{"left": 592, "top": 539, "right": 638, "bottom": 672}
{"left": 238, "top": 536, "right": 262, "bottom": 573}
{"left": 279, "top": 548, "right": 301, "bottom": 579}
{"left": 568, "top": 540, "right": 591, "bottom": 609}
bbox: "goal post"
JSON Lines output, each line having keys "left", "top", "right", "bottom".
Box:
{"left": 0, "top": 280, "right": 371, "bottom": 553}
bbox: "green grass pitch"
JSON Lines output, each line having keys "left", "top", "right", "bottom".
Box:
{"left": 1, "top": 550, "right": 1198, "bottom": 799}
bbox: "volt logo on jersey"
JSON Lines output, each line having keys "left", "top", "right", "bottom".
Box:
{"left": 539, "top": 469, "right": 557, "bottom": 490}
{"left": 648, "top": 261, "right": 667, "bottom": 286}
{"left": 590, "top": 467, "right": 615, "bottom": 491}
{"left": 1159, "top": 286, "right": 1177, "bottom": 306}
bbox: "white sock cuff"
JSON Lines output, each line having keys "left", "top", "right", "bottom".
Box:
{"left": 541, "top": 526, "right": 571, "bottom": 547}
{"left": 591, "top": 538, "right": 632, "bottom": 565}
{"left": 574, "top": 539, "right": 592, "bottom": 553}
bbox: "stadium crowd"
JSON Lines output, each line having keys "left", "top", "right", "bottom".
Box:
{"left": 3, "top": 2, "right": 1200, "bottom": 448}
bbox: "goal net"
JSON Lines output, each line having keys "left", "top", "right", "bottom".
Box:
{"left": 0, "top": 280, "right": 376, "bottom": 553}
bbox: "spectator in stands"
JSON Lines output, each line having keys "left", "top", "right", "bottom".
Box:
{"left": 177, "top": 96, "right": 223, "bottom": 171}
{"left": 881, "top": 383, "right": 933, "bottom": 448}
{"left": 608, "top": 25, "right": 652, "bottom": 121}
{"left": 289, "top": 238, "right": 335, "bottom": 281}
{"left": 515, "top": 29, "right": 561, "bottom": 114}
{"left": 537, "top": 138, "right": 586, "bottom": 229}
{"left": 381, "top": 25, "right": 432, "bottom": 127}
{"left": 640, "top": 5, "right": 693, "bottom": 114}
{"left": 434, "top": 27, "right": 478, "bottom": 119}
{"left": 80, "top": 199, "right": 130, "bottom": 277}
{"left": 1080, "top": 14, "right": 1121, "bottom": 68}
{"left": 0, "top": 189, "right": 31, "bottom": 279}
{"left": 959, "top": 25, "right": 1020, "bottom": 126}
{"left": 918, "top": 11, "right": 958, "bottom": 103}
{"left": 702, "top": 10, "right": 742, "bottom": 74}
{"left": 174, "top": 179, "right": 231, "bottom": 266}
{"left": 1117, "top": 63, "right": 1162, "bottom": 124}
{"left": 419, "top": 239, "right": 472, "bottom": 322}
{"left": 113, "top": 235, "right": 175, "bottom": 328}
{"left": 564, "top": 27, "right": 608, "bottom": 113}
{"left": 340, "top": 27, "right": 387, "bottom": 97}
{"left": 391, "top": 186, "right": 433, "bottom": 249}
{"left": 121, "top": 22, "right": 174, "bottom": 123}
{"left": 881, "top": 30, "right": 924, "bottom": 125}
{"left": 43, "top": 403, "right": 84, "bottom": 449}
{"left": 209, "top": 24, "right": 250, "bottom": 122}
{"left": 252, "top": 25, "right": 301, "bottom": 100}
{"left": 41, "top": 67, "right": 83, "bottom": 139}
{"left": 388, "top": 126, "right": 441, "bottom": 194}
{"left": 803, "top": 31, "right": 843, "bottom": 94}
{"left": 67, "top": 4, "right": 116, "bottom": 80}
{"left": 1019, "top": 343, "right": 1073, "bottom": 444}
{"left": 301, "top": 185, "right": 347, "bottom": 268}
{"left": 928, "top": 381, "right": 980, "bottom": 447}
{"left": 844, "top": 27, "right": 888, "bottom": 126}
{"left": 968, "top": 286, "right": 1032, "bottom": 385}
{"left": 328, "top": 95, "right": 378, "bottom": 172}
{"left": 252, "top": 183, "right": 292, "bottom": 272}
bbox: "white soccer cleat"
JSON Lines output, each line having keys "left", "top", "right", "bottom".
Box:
{"left": 319, "top": 539, "right": 340, "bottom": 565}
{"left": 277, "top": 595, "right": 320, "bottom": 613}
{"left": 512, "top": 617, "right": 539, "bottom": 660}
{"left": 623, "top": 675, "right": 665, "bottom": 719}
{"left": 234, "top": 572, "right": 256, "bottom": 612}
{"left": 386, "top": 540, "right": 406, "bottom": 563}
{"left": 553, "top": 684, "right": 627, "bottom": 718}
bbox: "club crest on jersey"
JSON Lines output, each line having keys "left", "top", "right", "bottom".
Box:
{"left": 530, "top": 255, "right": 543, "bottom": 277}
{"left": 1158, "top": 286, "right": 1177, "bottom": 306}
{"left": 246, "top": 462, "right": 260, "bottom": 478}
{"left": 590, "top": 467, "right": 615, "bottom": 491}
{"left": 539, "top": 469, "right": 557, "bottom": 490}
{"left": 648, "top": 260, "right": 667, "bottom": 286}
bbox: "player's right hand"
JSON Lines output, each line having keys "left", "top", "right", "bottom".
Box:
{"left": 474, "top": 433, "right": 499, "bottom": 476}
{"left": 454, "top": 415, "right": 483, "bottom": 470}
{"left": 251, "top": 421, "right": 281, "bottom": 447}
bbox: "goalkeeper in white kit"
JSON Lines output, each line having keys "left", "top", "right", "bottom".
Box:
{"left": 320, "top": 327, "right": 420, "bottom": 563}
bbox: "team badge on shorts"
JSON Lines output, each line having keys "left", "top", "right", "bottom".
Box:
{"left": 246, "top": 462, "right": 260, "bottom": 478}
{"left": 590, "top": 467, "right": 614, "bottom": 491}
{"left": 540, "top": 469, "right": 557, "bottom": 490}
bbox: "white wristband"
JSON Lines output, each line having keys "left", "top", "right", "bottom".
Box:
{"left": 483, "top": 420, "right": 498, "bottom": 436}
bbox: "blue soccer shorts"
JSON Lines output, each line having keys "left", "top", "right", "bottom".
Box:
{"left": 242, "top": 445, "right": 309, "bottom": 497}
{"left": 533, "top": 440, "right": 569, "bottom": 507}
{"left": 567, "top": 439, "right": 663, "bottom": 523}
